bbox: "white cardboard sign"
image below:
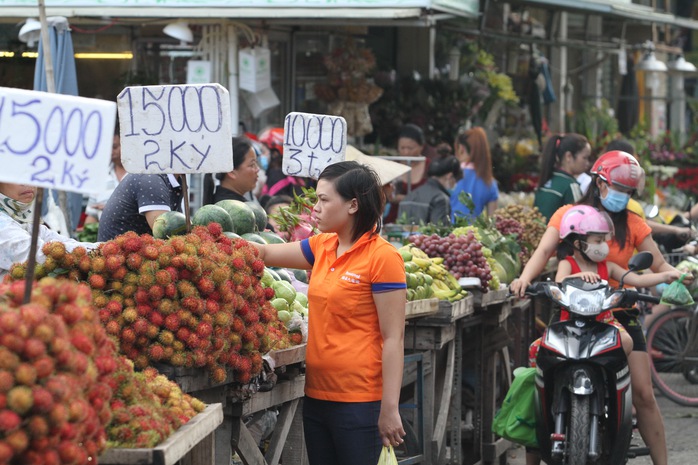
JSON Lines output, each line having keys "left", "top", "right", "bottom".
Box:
{"left": 0, "top": 87, "right": 116, "bottom": 194}
{"left": 117, "top": 83, "right": 233, "bottom": 174}
{"left": 282, "top": 112, "right": 347, "bottom": 179}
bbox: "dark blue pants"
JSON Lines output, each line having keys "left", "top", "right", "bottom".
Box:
{"left": 303, "top": 396, "right": 383, "bottom": 465}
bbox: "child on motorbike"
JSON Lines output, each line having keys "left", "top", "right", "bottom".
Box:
{"left": 525, "top": 205, "right": 682, "bottom": 465}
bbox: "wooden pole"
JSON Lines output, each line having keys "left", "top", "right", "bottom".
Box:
{"left": 23, "top": 189, "right": 44, "bottom": 304}
{"left": 23, "top": 1, "right": 56, "bottom": 303}
{"left": 181, "top": 175, "right": 191, "bottom": 233}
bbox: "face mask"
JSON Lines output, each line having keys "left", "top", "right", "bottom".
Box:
{"left": 600, "top": 188, "right": 630, "bottom": 212}
{"left": 582, "top": 241, "right": 609, "bottom": 263}
{"left": 258, "top": 155, "right": 270, "bottom": 171}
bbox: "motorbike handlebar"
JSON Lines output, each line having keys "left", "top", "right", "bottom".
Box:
{"left": 620, "top": 289, "right": 661, "bottom": 306}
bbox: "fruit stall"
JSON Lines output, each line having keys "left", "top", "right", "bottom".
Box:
{"left": 0, "top": 192, "right": 545, "bottom": 465}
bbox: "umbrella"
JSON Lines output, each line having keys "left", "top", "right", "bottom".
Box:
{"left": 34, "top": 16, "right": 84, "bottom": 233}
{"left": 617, "top": 57, "right": 639, "bottom": 135}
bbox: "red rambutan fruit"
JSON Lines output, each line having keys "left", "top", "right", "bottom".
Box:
{"left": 148, "top": 344, "right": 165, "bottom": 362}
{"left": 100, "top": 241, "right": 121, "bottom": 256}
{"left": 105, "top": 254, "right": 125, "bottom": 272}
{"left": 123, "top": 236, "right": 143, "bottom": 254}
{"left": 121, "top": 328, "right": 137, "bottom": 344}
{"left": 170, "top": 352, "right": 186, "bottom": 367}
{"left": 143, "top": 245, "right": 159, "bottom": 261}
{"left": 122, "top": 307, "right": 138, "bottom": 323}
{"left": 231, "top": 258, "right": 245, "bottom": 270}
{"left": 251, "top": 259, "right": 265, "bottom": 274}
{"left": 155, "top": 270, "right": 172, "bottom": 286}
{"left": 158, "top": 330, "right": 174, "bottom": 346}
{"left": 57, "top": 440, "right": 81, "bottom": 463}
{"left": 32, "top": 357, "right": 55, "bottom": 380}
{"left": 148, "top": 285, "right": 165, "bottom": 302}
{"left": 71, "top": 333, "right": 95, "bottom": 356}
{"left": 196, "top": 277, "right": 215, "bottom": 296}
{"left": 126, "top": 253, "right": 143, "bottom": 271}
{"left": 196, "top": 322, "right": 213, "bottom": 338}
{"left": 26, "top": 415, "right": 49, "bottom": 437}
{"left": 0, "top": 409, "right": 21, "bottom": 432}
{"left": 164, "top": 314, "right": 181, "bottom": 332}
{"left": 132, "top": 318, "right": 149, "bottom": 336}
{"left": 186, "top": 333, "right": 201, "bottom": 350}
{"left": 105, "top": 320, "right": 120, "bottom": 336}
{"left": 148, "top": 311, "right": 164, "bottom": 327}
{"left": 206, "top": 222, "right": 223, "bottom": 237}
{"left": 5, "top": 429, "right": 29, "bottom": 454}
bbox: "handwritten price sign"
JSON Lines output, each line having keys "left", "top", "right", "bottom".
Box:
{"left": 282, "top": 112, "right": 346, "bottom": 179}
{"left": 0, "top": 87, "right": 116, "bottom": 194}
{"left": 117, "top": 83, "right": 233, "bottom": 174}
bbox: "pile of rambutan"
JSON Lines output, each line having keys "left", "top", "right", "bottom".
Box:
{"left": 0, "top": 278, "right": 118, "bottom": 464}
{"left": 9, "top": 224, "right": 291, "bottom": 384}
{"left": 106, "top": 356, "right": 205, "bottom": 449}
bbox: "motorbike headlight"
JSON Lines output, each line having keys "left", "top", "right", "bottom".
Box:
{"left": 546, "top": 285, "right": 565, "bottom": 305}
{"left": 568, "top": 289, "right": 605, "bottom": 316}
{"left": 603, "top": 291, "right": 624, "bottom": 310}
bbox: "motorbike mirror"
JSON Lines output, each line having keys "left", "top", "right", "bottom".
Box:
{"left": 628, "top": 251, "right": 653, "bottom": 272}
{"left": 620, "top": 251, "right": 654, "bottom": 288}
{"left": 643, "top": 204, "right": 659, "bottom": 219}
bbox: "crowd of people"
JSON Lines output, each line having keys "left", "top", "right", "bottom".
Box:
{"left": 2, "top": 118, "right": 698, "bottom": 465}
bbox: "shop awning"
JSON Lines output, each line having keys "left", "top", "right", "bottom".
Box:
{"left": 0, "top": 0, "right": 478, "bottom": 21}
{"left": 512, "top": 0, "right": 698, "bottom": 30}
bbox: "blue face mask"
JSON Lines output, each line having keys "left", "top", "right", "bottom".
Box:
{"left": 258, "top": 155, "right": 270, "bottom": 171}
{"left": 600, "top": 188, "right": 630, "bottom": 212}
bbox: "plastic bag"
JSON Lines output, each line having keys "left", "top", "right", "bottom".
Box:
{"left": 492, "top": 367, "right": 538, "bottom": 447}
{"left": 377, "top": 445, "right": 397, "bottom": 465}
{"left": 660, "top": 273, "right": 695, "bottom": 306}
{"left": 43, "top": 189, "right": 69, "bottom": 236}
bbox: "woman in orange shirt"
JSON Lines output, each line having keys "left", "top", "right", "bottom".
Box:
{"left": 511, "top": 151, "right": 691, "bottom": 465}
{"left": 253, "top": 161, "right": 407, "bottom": 465}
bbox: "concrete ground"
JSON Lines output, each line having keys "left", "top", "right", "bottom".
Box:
{"left": 503, "top": 393, "right": 698, "bottom": 464}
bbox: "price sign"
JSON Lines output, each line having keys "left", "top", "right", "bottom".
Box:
{"left": 117, "top": 83, "right": 233, "bottom": 174}
{"left": 282, "top": 112, "right": 346, "bottom": 179}
{"left": 0, "top": 87, "right": 116, "bottom": 194}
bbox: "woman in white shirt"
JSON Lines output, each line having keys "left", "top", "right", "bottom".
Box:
{"left": 0, "top": 182, "right": 96, "bottom": 279}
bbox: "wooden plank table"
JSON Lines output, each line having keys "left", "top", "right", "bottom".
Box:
{"left": 99, "top": 403, "right": 224, "bottom": 465}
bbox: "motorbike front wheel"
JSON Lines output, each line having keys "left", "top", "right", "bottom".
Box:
{"left": 567, "top": 394, "right": 590, "bottom": 465}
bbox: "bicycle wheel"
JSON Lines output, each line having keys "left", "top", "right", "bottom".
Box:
{"left": 647, "top": 308, "right": 698, "bottom": 406}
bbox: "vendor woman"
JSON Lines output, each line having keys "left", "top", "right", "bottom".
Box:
{"left": 0, "top": 182, "right": 96, "bottom": 279}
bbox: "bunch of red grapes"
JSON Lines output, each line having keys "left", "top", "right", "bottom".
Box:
{"left": 494, "top": 215, "right": 524, "bottom": 239}
{"left": 409, "top": 232, "right": 492, "bottom": 291}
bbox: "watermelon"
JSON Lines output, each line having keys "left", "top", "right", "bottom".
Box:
{"left": 258, "top": 231, "right": 286, "bottom": 244}
{"left": 291, "top": 269, "right": 308, "bottom": 284}
{"left": 215, "top": 200, "right": 256, "bottom": 235}
{"left": 192, "top": 205, "right": 234, "bottom": 232}
{"left": 223, "top": 231, "right": 241, "bottom": 240}
{"left": 241, "top": 233, "right": 267, "bottom": 245}
{"left": 152, "top": 211, "right": 187, "bottom": 239}
{"left": 247, "top": 202, "right": 268, "bottom": 232}
{"left": 274, "top": 268, "right": 293, "bottom": 283}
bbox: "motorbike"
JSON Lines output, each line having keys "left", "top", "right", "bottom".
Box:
{"left": 525, "top": 252, "right": 659, "bottom": 465}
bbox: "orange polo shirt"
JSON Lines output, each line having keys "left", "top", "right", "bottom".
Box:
{"left": 549, "top": 204, "right": 651, "bottom": 288}
{"left": 300, "top": 231, "right": 406, "bottom": 402}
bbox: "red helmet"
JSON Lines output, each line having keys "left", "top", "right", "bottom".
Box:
{"left": 258, "top": 127, "right": 284, "bottom": 155}
{"left": 590, "top": 150, "right": 645, "bottom": 193}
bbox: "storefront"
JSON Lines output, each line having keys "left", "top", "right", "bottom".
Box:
{"left": 0, "top": 0, "right": 478, "bottom": 135}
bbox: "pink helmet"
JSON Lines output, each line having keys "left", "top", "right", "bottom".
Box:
{"left": 560, "top": 205, "right": 614, "bottom": 240}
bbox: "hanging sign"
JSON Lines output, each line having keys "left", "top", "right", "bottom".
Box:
{"left": 0, "top": 87, "right": 116, "bottom": 194}
{"left": 239, "top": 48, "right": 271, "bottom": 93}
{"left": 117, "top": 83, "right": 233, "bottom": 174}
{"left": 282, "top": 112, "right": 347, "bottom": 179}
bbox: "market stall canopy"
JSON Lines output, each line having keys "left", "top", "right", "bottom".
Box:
{"left": 511, "top": 0, "right": 698, "bottom": 30}
{"left": 0, "top": 0, "right": 478, "bottom": 22}
{"left": 345, "top": 145, "right": 411, "bottom": 187}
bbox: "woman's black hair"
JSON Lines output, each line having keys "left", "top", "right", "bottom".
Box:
{"left": 318, "top": 161, "right": 384, "bottom": 242}
{"left": 428, "top": 155, "right": 462, "bottom": 180}
{"left": 263, "top": 194, "right": 293, "bottom": 213}
{"left": 557, "top": 234, "right": 579, "bottom": 261}
{"left": 538, "top": 133, "right": 589, "bottom": 188}
{"left": 578, "top": 179, "right": 629, "bottom": 249}
{"left": 398, "top": 123, "right": 425, "bottom": 146}
{"left": 203, "top": 136, "right": 254, "bottom": 205}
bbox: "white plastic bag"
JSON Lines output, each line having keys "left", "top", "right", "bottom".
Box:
{"left": 43, "top": 189, "right": 69, "bottom": 236}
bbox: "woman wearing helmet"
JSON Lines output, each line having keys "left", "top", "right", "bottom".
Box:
{"left": 258, "top": 127, "right": 307, "bottom": 203}
{"left": 524, "top": 204, "right": 681, "bottom": 465}
{"left": 512, "top": 150, "right": 691, "bottom": 465}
